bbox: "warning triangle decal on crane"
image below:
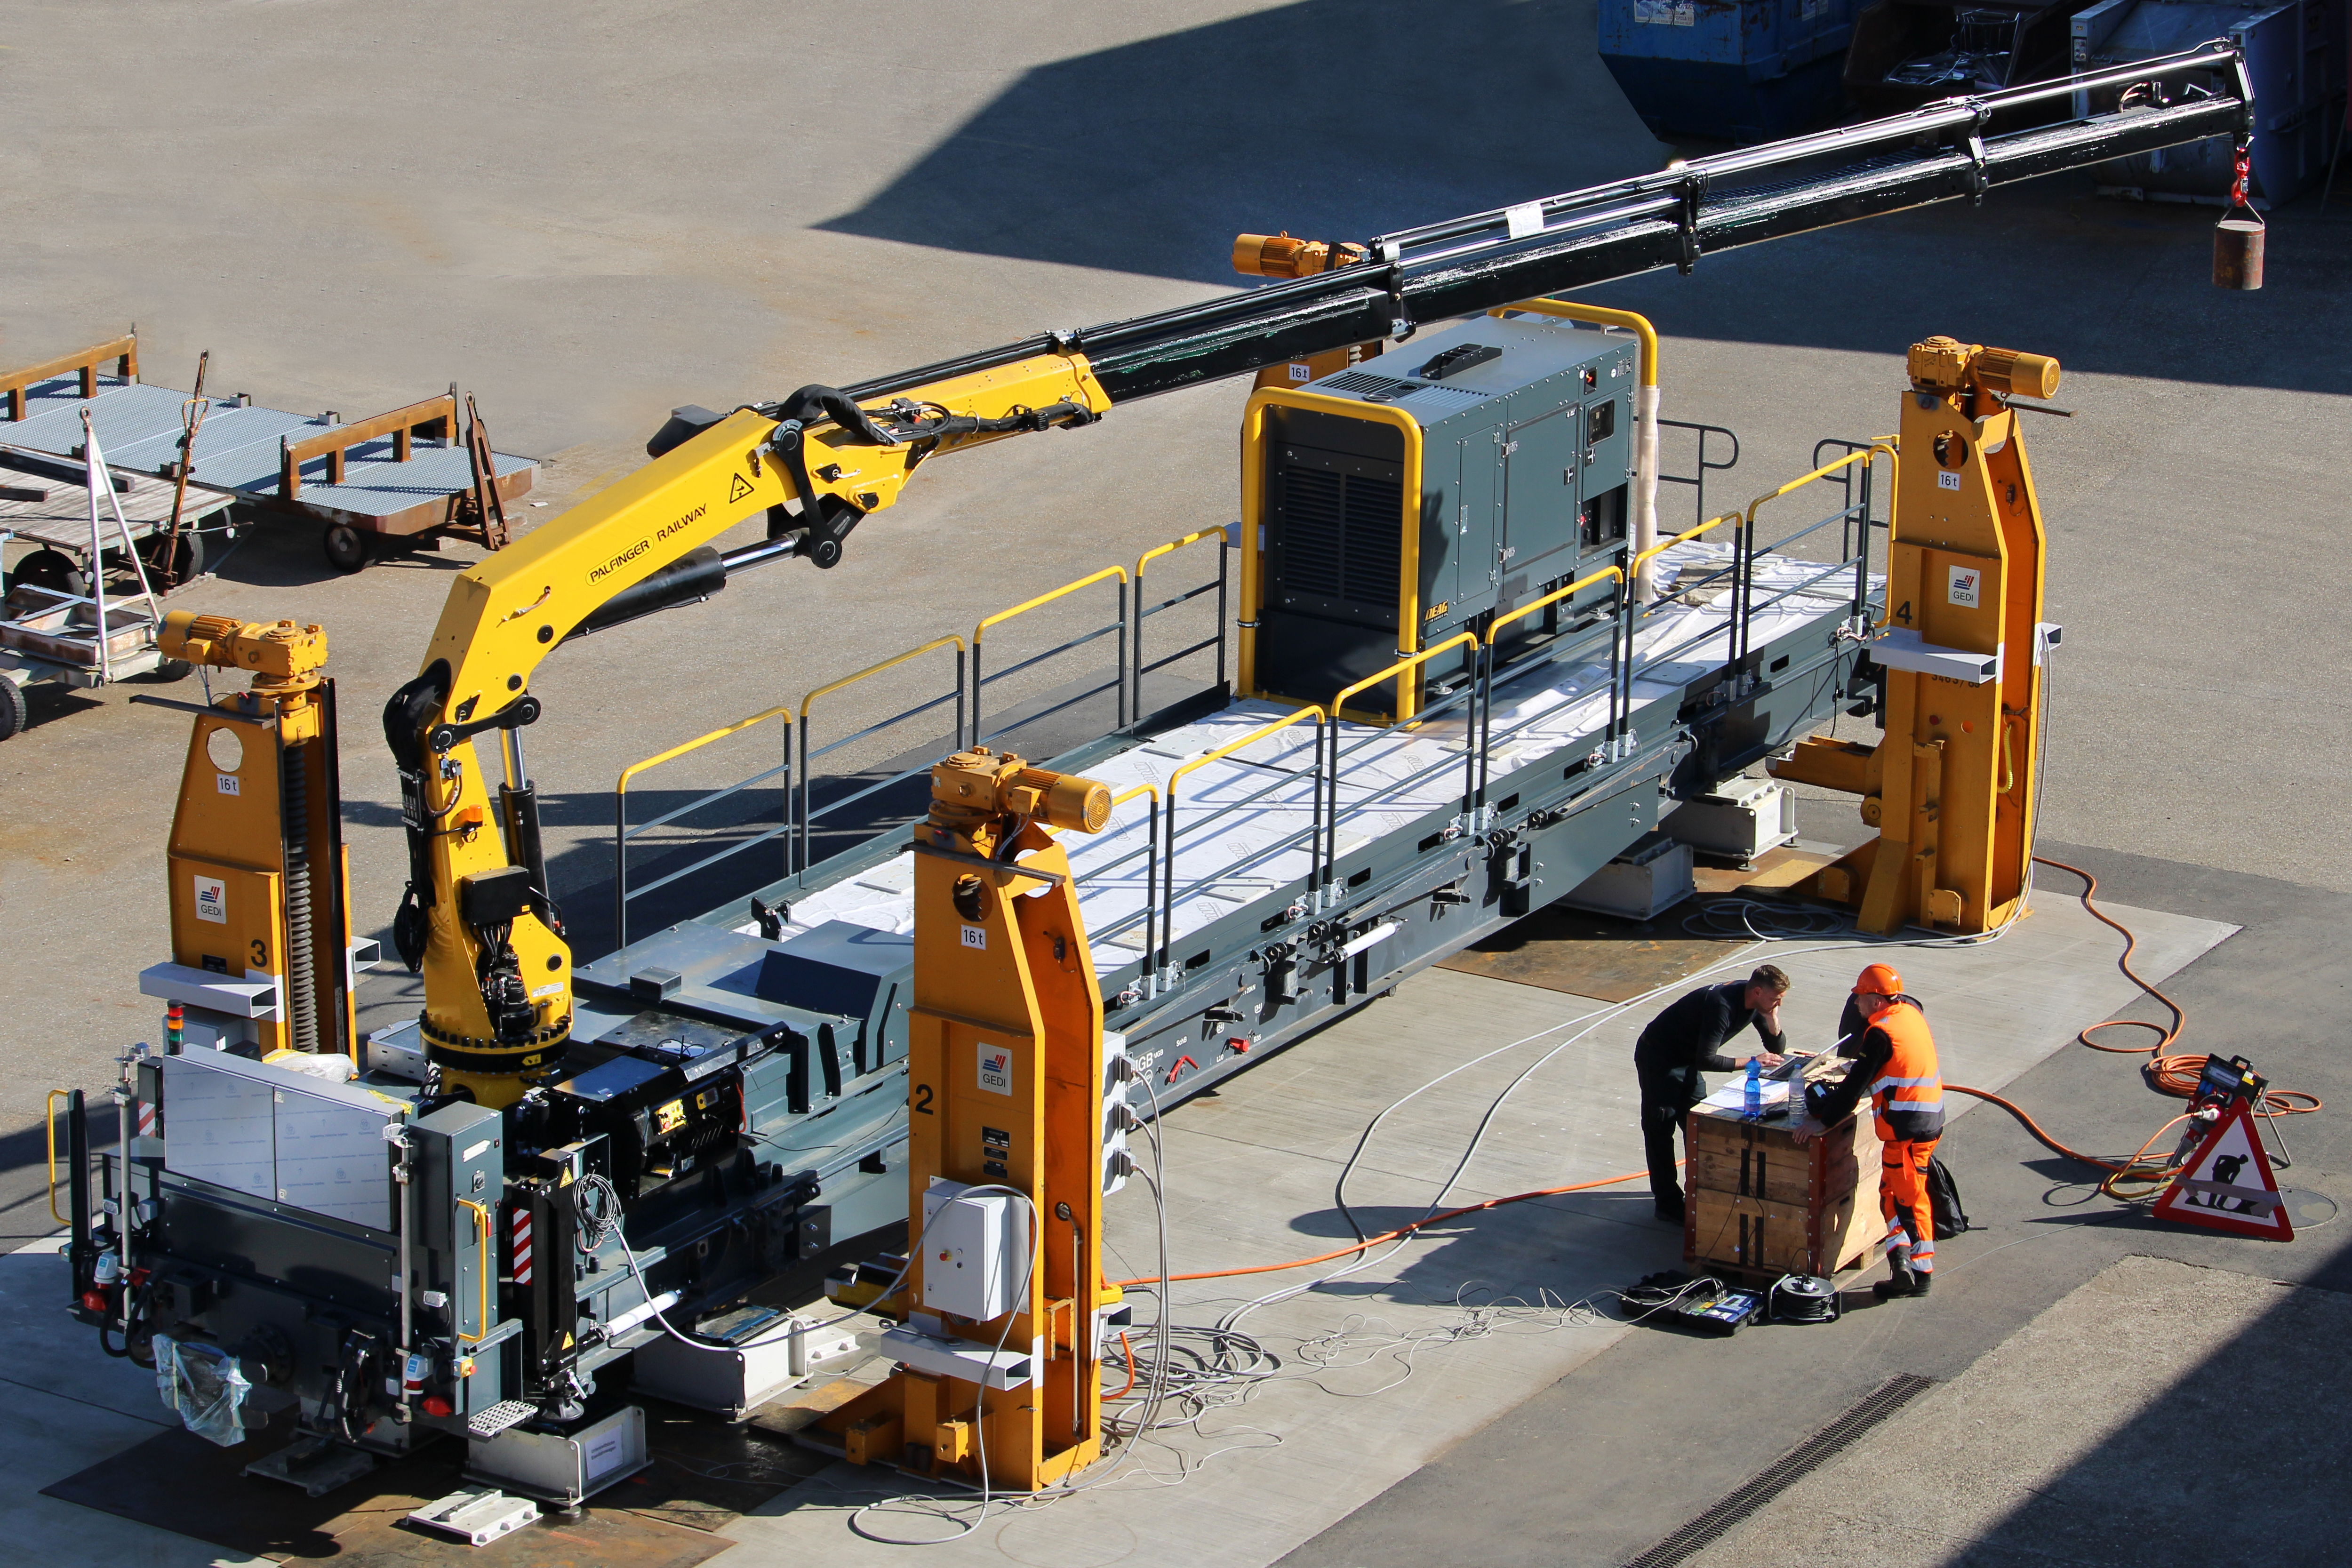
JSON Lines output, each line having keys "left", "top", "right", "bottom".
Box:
{"left": 2152, "top": 1102, "right": 2294, "bottom": 1242}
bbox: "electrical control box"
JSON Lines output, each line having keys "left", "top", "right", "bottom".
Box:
{"left": 1245, "top": 312, "right": 1638, "bottom": 721}
{"left": 920, "top": 1175, "right": 1030, "bottom": 1321}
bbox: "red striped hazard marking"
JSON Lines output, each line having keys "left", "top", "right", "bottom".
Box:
{"left": 136, "top": 1101, "right": 159, "bottom": 1139}
{"left": 511, "top": 1208, "right": 534, "bottom": 1286}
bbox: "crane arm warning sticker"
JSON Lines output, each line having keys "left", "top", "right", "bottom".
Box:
{"left": 977, "top": 1045, "right": 1012, "bottom": 1096}
{"left": 728, "top": 473, "right": 754, "bottom": 503}
{"left": 1948, "top": 566, "right": 1981, "bottom": 608}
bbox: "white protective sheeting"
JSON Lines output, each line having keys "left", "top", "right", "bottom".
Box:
{"left": 747, "top": 544, "right": 1871, "bottom": 970}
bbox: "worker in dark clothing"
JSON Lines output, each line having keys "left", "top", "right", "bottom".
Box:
{"left": 1634, "top": 965, "right": 1791, "bottom": 1223}
{"left": 1802, "top": 961, "right": 1944, "bottom": 1298}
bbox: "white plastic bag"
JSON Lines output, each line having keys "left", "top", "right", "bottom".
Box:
{"left": 156, "top": 1338, "right": 252, "bottom": 1447}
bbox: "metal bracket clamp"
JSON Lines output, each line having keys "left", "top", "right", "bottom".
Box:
{"left": 1384, "top": 261, "right": 1413, "bottom": 341}
{"left": 1676, "top": 170, "right": 1707, "bottom": 275}
{"left": 909, "top": 838, "right": 1069, "bottom": 886}
{"left": 427, "top": 692, "right": 541, "bottom": 756}
{"left": 1963, "top": 107, "right": 1991, "bottom": 206}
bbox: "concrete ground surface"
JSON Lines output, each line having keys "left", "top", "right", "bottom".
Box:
{"left": 0, "top": 888, "right": 2230, "bottom": 1566}
{"left": 1680, "top": 1254, "right": 2351, "bottom": 1568}
{"left": 4, "top": 2, "right": 2349, "bottom": 1565}
{"left": 1281, "top": 840, "right": 2352, "bottom": 1568}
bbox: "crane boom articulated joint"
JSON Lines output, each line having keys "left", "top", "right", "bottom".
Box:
{"left": 757, "top": 379, "right": 1101, "bottom": 569}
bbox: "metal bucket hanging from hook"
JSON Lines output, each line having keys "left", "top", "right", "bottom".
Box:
{"left": 2214, "top": 139, "right": 2266, "bottom": 290}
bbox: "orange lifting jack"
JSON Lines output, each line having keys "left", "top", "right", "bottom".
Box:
{"left": 819, "top": 749, "right": 1116, "bottom": 1492}
{"left": 1772, "top": 338, "right": 2059, "bottom": 936}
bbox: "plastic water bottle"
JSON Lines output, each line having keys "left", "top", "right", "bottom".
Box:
{"left": 1744, "top": 1056, "right": 1763, "bottom": 1121}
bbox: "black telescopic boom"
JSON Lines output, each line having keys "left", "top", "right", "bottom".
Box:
{"left": 821, "top": 42, "right": 2250, "bottom": 408}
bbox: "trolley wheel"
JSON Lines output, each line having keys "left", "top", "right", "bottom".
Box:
{"left": 0, "top": 680, "right": 26, "bottom": 741}
{"left": 140, "top": 529, "right": 205, "bottom": 586}
{"left": 322, "top": 523, "right": 369, "bottom": 575}
{"left": 11, "top": 549, "right": 88, "bottom": 598}
{"left": 137, "top": 656, "right": 195, "bottom": 684}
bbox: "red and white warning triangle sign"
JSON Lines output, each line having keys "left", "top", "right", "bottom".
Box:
{"left": 2152, "top": 1102, "right": 2293, "bottom": 1241}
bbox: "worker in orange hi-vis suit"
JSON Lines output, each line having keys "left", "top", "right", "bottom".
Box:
{"left": 1800, "top": 962, "right": 1944, "bottom": 1299}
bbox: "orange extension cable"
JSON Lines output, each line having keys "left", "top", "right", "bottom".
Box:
{"left": 1106, "top": 857, "right": 2322, "bottom": 1290}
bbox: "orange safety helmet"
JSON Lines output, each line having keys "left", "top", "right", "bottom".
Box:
{"left": 1853, "top": 962, "right": 1904, "bottom": 997}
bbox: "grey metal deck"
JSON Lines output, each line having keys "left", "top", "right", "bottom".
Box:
{"left": 0, "top": 373, "right": 533, "bottom": 527}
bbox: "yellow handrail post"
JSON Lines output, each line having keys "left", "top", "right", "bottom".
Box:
{"left": 454, "top": 1197, "right": 493, "bottom": 1344}
{"left": 972, "top": 565, "right": 1131, "bottom": 742}
{"left": 1134, "top": 525, "right": 1232, "bottom": 707}
{"left": 612, "top": 703, "right": 793, "bottom": 946}
{"left": 45, "top": 1088, "right": 70, "bottom": 1226}
{"left": 1165, "top": 704, "right": 1326, "bottom": 949}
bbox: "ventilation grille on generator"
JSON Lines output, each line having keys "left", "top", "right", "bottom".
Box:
{"left": 1280, "top": 465, "right": 1403, "bottom": 610}
{"left": 1317, "top": 372, "right": 1409, "bottom": 398}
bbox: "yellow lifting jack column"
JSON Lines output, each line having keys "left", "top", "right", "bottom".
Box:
{"left": 821, "top": 748, "right": 1115, "bottom": 1492}
{"left": 154, "top": 613, "right": 360, "bottom": 1058}
{"left": 1772, "top": 337, "right": 2058, "bottom": 936}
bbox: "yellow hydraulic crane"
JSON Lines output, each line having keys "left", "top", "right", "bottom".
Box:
{"left": 382, "top": 355, "right": 1106, "bottom": 1106}
{"left": 1772, "top": 336, "right": 2059, "bottom": 935}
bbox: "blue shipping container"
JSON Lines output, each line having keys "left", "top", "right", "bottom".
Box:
{"left": 1600, "top": 0, "right": 1858, "bottom": 143}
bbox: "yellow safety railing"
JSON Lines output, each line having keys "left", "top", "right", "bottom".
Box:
{"left": 1328, "top": 631, "right": 1481, "bottom": 727}
{"left": 1136, "top": 526, "right": 1225, "bottom": 577}
{"left": 1485, "top": 565, "right": 1626, "bottom": 647}
{"left": 1164, "top": 705, "right": 1326, "bottom": 942}
{"left": 617, "top": 705, "right": 792, "bottom": 800}
{"left": 1167, "top": 704, "right": 1325, "bottom": 800}
{"left": 799, "top": 634, "right": 969, "bottom": 732}
{"left": 796, "top": 634, "right": 968, "bottom": 877}
{"left": 1096, "top": 782, "right": 1165, "bottom": 976}
{"left": 455, "top": 1197, "right": 493, "bottom": 1344}
{"left": 1741, "top": 442, "right": 1896, "bottom": 536}
{"left": 1632, "top": 509, "right": 1743, "bottom": 575}
{"left": 1741, "top": 441, "right": 1899, "bottom": 631}
{"left": 972, "top": 564, "right": 1130, "bottom": 744}
{"left": 1134, "top": 526, "right": 1231, "bottom": 704}
{"left": 1325, "top": 634, "right": 1483, "bottom": 870}
{"left": 612, "top": 703, "right": 794, "bottom": 946}
{"left": 45, "top": 1089, "right": 70, "bottom": 1225}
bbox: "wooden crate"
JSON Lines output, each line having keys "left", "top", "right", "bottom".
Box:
{"left": 1684, "top": 1093, "right": 1881, "bottom": 1276}
{"left": 1687, "top": 1184, "right": 1883, "bottom": 1277}
{"left": 1687, "top": 1108, "right": 1866, "bottom": 1208}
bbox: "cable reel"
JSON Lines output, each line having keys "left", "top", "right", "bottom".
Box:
{"left": 1768, "top": 1273, "right": 1840, "bottom": 1325}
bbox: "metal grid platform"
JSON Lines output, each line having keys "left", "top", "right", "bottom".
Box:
{"left": 0, "top": 373, "right": 532, "bottom": 532}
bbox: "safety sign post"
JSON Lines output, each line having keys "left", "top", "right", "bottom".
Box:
{"left": 2152, "top": 1102, "right": 2294, "bottom": 1242}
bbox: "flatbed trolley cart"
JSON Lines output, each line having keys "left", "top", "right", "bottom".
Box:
{"left": 0, "top": 412, "right": 195, "bottom": 739}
